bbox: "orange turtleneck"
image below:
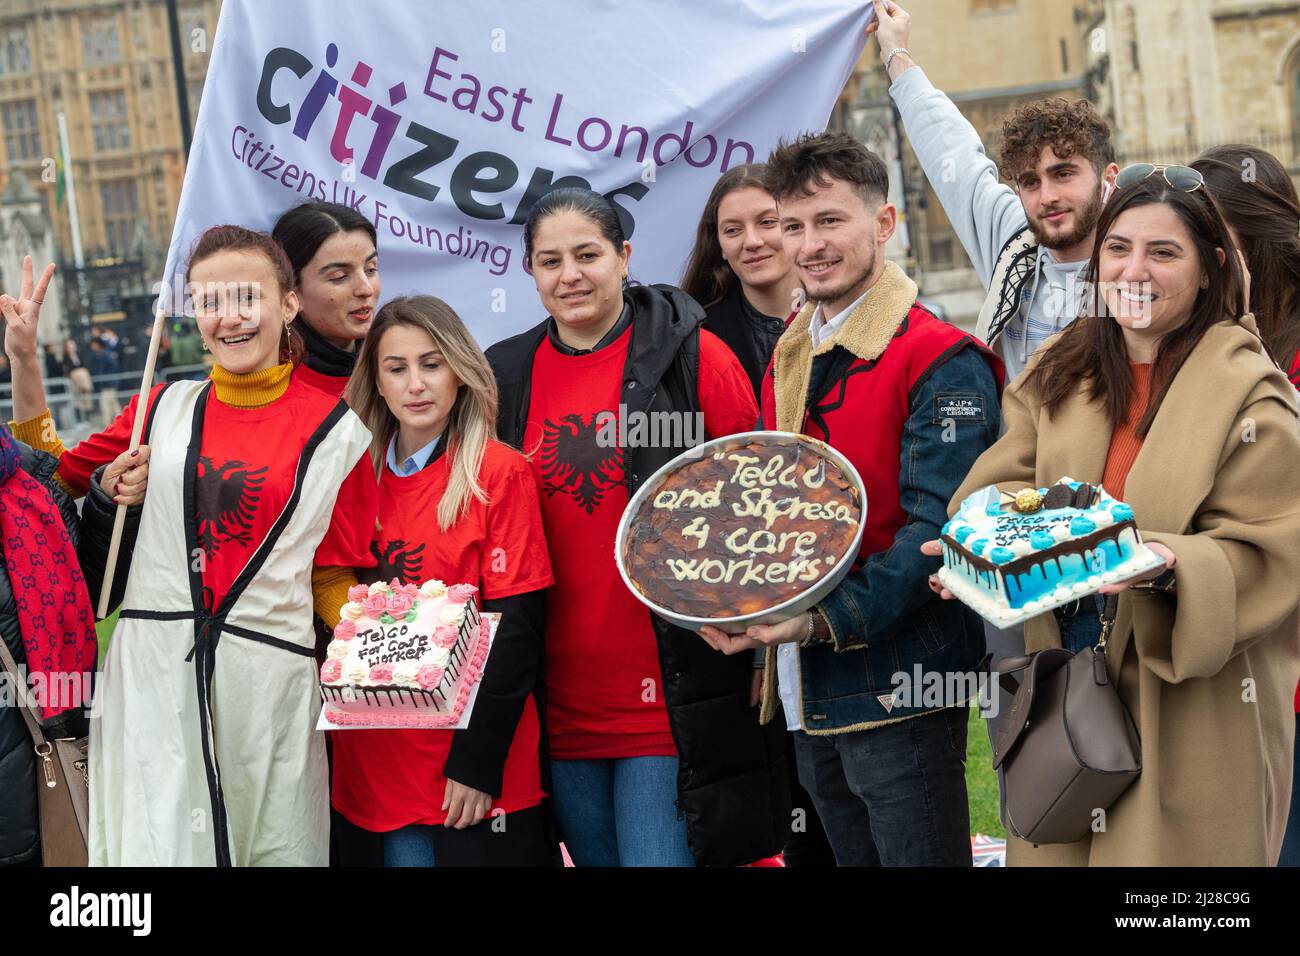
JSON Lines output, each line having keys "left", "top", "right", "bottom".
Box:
{"left": 1100, "top": 362, "right": 1152, "bottom": 501}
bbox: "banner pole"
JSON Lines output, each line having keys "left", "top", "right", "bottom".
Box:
{"left": 97, "top": 304, "right": 169, "bottom": 619}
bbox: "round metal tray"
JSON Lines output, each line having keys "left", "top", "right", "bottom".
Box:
{"left": 614, "top": 430, "right": 868, "bottom": 633}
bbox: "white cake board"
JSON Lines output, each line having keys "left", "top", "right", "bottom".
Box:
{"left": 937, "top": 544, "right": 1167, "bottom": 630}
{"left": 316, "top": 613, "right": 499, "bottom": 732}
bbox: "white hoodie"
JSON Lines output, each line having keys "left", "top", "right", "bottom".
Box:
{"left": 890, "top": 65, "right": 1090, "bottom": 380}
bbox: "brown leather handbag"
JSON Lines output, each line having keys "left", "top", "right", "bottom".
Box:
{"left": 0, "top": 637, "right": 89, "bottom": 867}
{"left": 991, "top": 595, "right": 1141, "bottom": 845}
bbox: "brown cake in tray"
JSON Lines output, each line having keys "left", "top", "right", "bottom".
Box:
{"left": 621, "top": 436, "right": 862, "bottom": 620}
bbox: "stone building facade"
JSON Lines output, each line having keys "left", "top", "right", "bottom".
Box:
{"left": 1086, "top": 0, "right": 1300, "bottom": 174}
{"left": 843, "top": 0, "right": 1092, "bottom": 328}
{"left": 0, "top": 0, "right": 219, "bottom": 263}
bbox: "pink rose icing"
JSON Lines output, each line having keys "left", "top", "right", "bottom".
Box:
{"left": 347, "top": 584, "right": 370, "bottom": 604}
{"left": 417, "top": 663, "right": 444, "bottom": 689}
{"left": 398, "top": 582, "right": 420, "bottom": 600}
{"left": 320, "top": 659, "right": 342, "bottom": 683}
{"left": 387, "top": 593, "right": 414, "bottom": 616}
{"left": 333, "top": 619, "right": 357, "bottom": 641}
{"left": 369, "top": 662, "right": 395, "bottom": 684}
{"left": 363, "top": 592, "right": 389, "bottom": 617}
{"left": 447, "top": 584, "right": 478, "bottom": 603}
{"left": 433, "top": 625, "right": 459, "bottom": 649}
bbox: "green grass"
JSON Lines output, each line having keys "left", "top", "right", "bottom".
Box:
{"left": 95, "top": 609, "right": 118, "bottom": 659}
{"left": 966, "top": 706, "right": 1003, "bottom": 838}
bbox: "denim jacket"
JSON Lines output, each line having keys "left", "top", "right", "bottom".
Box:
{"left": 796, "top": 346, "right": 1001, "bottom": 733}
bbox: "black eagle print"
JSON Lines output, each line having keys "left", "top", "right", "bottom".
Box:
{"left": 194, "top": 456, "right": 268, "bottom": 558}
{"left": 538, "top": 412, "right": 624, "bottom": 514}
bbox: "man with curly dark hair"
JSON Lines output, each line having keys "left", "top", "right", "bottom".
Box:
{"left": 868, "top": 0, "right": 1118, "bottom": 379}
{"left": 867, "top": 0, "right": 1119, "bottom": 779}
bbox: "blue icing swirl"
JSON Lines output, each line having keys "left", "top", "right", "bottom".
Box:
{"left": 986, "top": 504, "right": 1004, "bottom": 517}
{"left": 941, "top": 520, "right": 953, "bottom": 537}
{"left": 989, "top": 546, "right": 1016, "bottom": 565}
{"left": 1029, "top": 530, "right": 1056, "bottom": 550}
{"left": 954, "top": 525, "right": 975, "bottom": 544}
{"left": 970, "top": 537, "right": 989, "bottom": 556}
{"left": 1069, "top": 515, "right": 1096, "bottom": 535}
{"left": 1110, "top": 503, "right": 1134, "bottom": 522}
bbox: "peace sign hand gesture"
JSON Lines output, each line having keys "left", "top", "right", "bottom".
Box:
{"left": 1, "top": 255, "right": 56, "bottom": 363}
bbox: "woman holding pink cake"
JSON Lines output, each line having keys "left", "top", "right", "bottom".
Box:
{"left": 3, "top": 228, "right": 377, "bottom": 866}
{"left": 328, "top": 295, "right": 560, "bottom": 867}
{"left": 929, "top": 169, "right": 1300, "bottom": 865}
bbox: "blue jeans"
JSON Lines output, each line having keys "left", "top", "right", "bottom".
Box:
{"left": 794, "top": 706, "right": 972, "bottom": 866}
{"left": 1280, "top": 714, "right": 1300, "bottom": 867}
{"left": 549, "top": 756, "right": 695, "bottom": 867}
{"left": 1055, "top": 594, "right": 1104, "bottom": 654}
{"left": 383, "top": 825, "right": 435, "bottom": 867}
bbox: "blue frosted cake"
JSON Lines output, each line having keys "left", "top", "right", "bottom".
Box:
{"left": 936, "top": 478, "right": 1164, "bottom": 627}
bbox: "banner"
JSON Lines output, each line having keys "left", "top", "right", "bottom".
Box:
{"left": 162, "top": 0, "right": 871, "bottom": 346}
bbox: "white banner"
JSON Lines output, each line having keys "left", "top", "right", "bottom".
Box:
{"left": 162, "top": 0, "right": 870, "bottom": 346}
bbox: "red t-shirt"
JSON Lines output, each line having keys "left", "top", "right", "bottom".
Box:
{"left": 293, "top": 362, "right": 350, "bottom": 399}
{"left": 524, "top": 326, "right": 757, "bottom": 760}
{"left": 330, "top": 440, "right": 553, "bottom": 830}
{"left": 56, "top": 373, "right": 376, "bottom": 607}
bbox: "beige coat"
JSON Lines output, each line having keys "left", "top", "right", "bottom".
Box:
{"left": 952, "top": 318, "right": 1300, "bottom": 866}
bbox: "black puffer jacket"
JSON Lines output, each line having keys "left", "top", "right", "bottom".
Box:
{"left": 0, "top": 441, "right": 83, "bottom": 866}
{"left": 487, "top": 284, "right": 791, "bottom": 866}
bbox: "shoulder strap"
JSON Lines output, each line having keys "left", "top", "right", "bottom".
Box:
{"left": 0, "top": 637, "right": 49, "bottom": 748}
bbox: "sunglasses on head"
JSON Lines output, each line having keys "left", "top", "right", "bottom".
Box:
{"left": 1114, "top": 163, "right": 1205, "bottom": 193}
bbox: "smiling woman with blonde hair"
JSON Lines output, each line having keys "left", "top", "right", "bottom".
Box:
{"left": 330, "top": 295, "right": 559, "bottom": 867}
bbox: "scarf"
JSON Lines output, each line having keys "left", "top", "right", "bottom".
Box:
{"left": 297, "top": 318, "right": 359, "bottom": 379}
{"left": 0, "top": 426, "right": 97, "bottom": 721}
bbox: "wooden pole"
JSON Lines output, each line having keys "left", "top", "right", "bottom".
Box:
{"left": 96, "top": 304, "right": 168, "bottom": 618}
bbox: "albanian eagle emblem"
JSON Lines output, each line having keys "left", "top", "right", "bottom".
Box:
{"left": 538, "top": 412, "right": 624, "bottom": 514}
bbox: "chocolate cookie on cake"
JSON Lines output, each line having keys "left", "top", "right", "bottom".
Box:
{"left": 937, "top": 478, "right": 1165, "bottom": 627}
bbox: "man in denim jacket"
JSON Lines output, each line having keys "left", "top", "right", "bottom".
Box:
{"left": 700, "top": 132, "right": 1002, "bottom": 866}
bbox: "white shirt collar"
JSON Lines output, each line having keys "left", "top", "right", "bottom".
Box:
{"left": 385, "top": 434, "right": 440, "bottom": 477}
{"left": 809, "top": 285, "right": 873, "bottom": 349}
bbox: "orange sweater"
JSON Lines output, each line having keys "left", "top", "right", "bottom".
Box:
{"left": 1101, "top": 362, "right": 1152, "bottom": 500}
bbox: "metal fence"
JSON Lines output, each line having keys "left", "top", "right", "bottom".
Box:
{"left": 1, "top": 364, "right": 210, "bottom": 443}
{"left": 1115, "top": 130, "right": 1300, "bottom": 170}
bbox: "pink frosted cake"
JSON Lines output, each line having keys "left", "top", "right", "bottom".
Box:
{"left": 319, "top": 579, "right": 490, "bottom": 728}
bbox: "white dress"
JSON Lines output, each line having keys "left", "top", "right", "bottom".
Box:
{"left": 88, "top": 380, "right": 370, "bottom": 866}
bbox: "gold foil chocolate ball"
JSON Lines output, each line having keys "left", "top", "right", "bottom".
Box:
{"left": 1014, "top": 489, "right": 1044, "bottom": 513}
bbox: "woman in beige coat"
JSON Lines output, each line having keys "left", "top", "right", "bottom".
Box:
{"left": 932, "top": 168, "right": 1300, "bottom": 865}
